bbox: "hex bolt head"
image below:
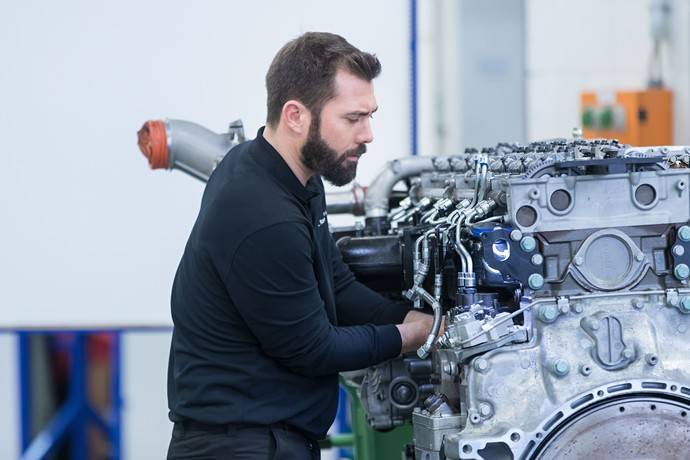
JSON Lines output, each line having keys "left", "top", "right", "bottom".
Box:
{"left": 635, "top": 252, "right": 645, "bottom": 262}
{"left": 622, "top": 349, "right": 634, "bottom": 360}
{"left": 528, "top": 273, "right": 545, "bottom": 290}
{"left": 479, "top": 403, "right": 493, "bottom": 417}
{"left": 674, "top": 263, "right": 690, "bottom": 280}
{"left": 510, "top": 229, "right": 523, "bottom": 242}
{"left": 680, "top": 297, "right": 690, "bottom": 314}
{"left": 531, "top": 254, "right": 544, "bottom": 265}
{"left": 645, "top": 353, "right": 659, "bottom": 366}
{"left": 474, "top": 358, "right": 489, "bottom": 373}
{"left": 678, "top": 226, "right": 690, "bottom": 242}
{"left": 539, "top": 304, "right": 559, "bottom": 323}
{"left": 520, "top": 236, "right": 537, "bottom": 252}
{"left": 673, "top": 245, "right": 685, "bottom": 257}
{"left": 573, "top": 303, "right": 584, "bottom": 314}
{"left": 574, "top": 256, "right": 584, "bottom": 266}
{"left": 632, "top": 299, "right": 645, "bottom": 310}
{"left": 552, "top": 359, "right": 570, "bottom": 377}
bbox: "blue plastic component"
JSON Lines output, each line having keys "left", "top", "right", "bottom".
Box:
{"left": 471, "top": 225, "right": 512, "bottom": 238}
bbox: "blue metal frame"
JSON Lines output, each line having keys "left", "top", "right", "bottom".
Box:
{"left": 336, "top": 386, "right": 354, "bottom": 459}
{"left": 18, "top": 333, "right": 32, "bottom": 452}
{"left": 410, "top": 0, "right": 419, "bottom": 156}
{"left": 18, "top": 331, "right": 123, "bottom": 460}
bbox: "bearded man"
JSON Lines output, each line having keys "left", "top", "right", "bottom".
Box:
{"left": 166, "top": 32, "right": 434, "bottom": 460}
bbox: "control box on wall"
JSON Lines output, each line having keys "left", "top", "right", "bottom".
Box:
{"left": 581, "top": 88, "right": 672, "bottom": 146}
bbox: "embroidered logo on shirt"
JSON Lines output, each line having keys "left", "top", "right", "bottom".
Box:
{"left": 316, "top": 210, "right": 328, "bottom": 227}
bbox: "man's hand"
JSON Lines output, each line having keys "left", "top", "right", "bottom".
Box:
{"left": 396, "top": 310, "right": 445, "bottom": 354}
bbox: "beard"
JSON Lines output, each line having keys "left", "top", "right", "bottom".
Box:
{"left": 301, "top": 117, "right": 366, "bottom": 187}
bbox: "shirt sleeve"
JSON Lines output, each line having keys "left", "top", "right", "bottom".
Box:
{"left": 330, "top": 234, "right": 410, "bottom": 326}
{"left": 223, "top": 222, "right": 401, "bottom": 377}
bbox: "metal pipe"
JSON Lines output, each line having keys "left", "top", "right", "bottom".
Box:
{"left": 415, "top": 286, "right": 443, "bottom": 359}
{"left": 364, "top": 157, "right": 435, "bottom": 219}
{"left": 137, "top": 119, "right": 244, "bottom": 182}
{"left": 325, "top": 183, "right": 366, "bottom": 215}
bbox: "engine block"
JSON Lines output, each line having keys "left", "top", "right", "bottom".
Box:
{"left": 343, "top": 139, "right": 690, "bottom": 460}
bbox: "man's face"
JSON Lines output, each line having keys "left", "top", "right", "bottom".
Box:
{"left": 301, "top": 69, "right": 377, "bottom": 186}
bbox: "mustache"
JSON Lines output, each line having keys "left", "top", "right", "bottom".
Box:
{"left": 345, "top": 144, "right": 367, "bottom": 158}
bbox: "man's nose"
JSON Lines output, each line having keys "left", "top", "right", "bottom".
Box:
{"left": 358, "top": 118, "right": 374, "bottom": 144}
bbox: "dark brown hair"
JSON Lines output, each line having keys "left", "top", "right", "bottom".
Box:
{"left": 265, "top": 32, "right": 381, "bottom": 127}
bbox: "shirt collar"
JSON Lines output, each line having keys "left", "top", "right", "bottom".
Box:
{"left": 252, "top": 127, "right": 321, "bottom": 203}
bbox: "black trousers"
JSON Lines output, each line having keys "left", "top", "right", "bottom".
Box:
{"left": 167, "top": 422, "right": 321, "bottom": 460}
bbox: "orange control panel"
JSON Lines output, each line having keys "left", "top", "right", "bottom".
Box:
{"left": 580, "top": 88, "right": 672, "bottom": 146}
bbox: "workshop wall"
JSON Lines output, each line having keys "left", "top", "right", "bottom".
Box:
{"left": 526, "top": 0, "right": 690, "bottom": 143}
{"left": 1, "top": 0, "right": 410, "bottom": 457}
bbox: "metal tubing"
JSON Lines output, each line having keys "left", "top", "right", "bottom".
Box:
{"left": 415, "top": 287, "right": 443, "bottom": 359}
{"left": 325, "top": 183, "right": 366, "bottom": 215}
{"left": 364, "top": 157, "right": 435, "bottom": 219}
{"left": 165, "top": 119, "right": 236, "bottom": 181}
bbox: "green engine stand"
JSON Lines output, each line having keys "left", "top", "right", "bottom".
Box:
{"left": 320, "top": 377, "right": 414, "bottom": 460}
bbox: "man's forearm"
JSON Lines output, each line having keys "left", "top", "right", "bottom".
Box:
{"left": 395, "top": 310, "right": 442, "bottom": 353}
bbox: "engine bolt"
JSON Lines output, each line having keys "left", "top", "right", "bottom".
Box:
{"left": 574, "top": 256, "right": 584, "bottom": 266}
{"left": 680, "top": 297, "right": 690, "bottom": 314}
{"left": 531, "top": 254, "right": 544, "bottom": 265}
{"left": 673, "top": 245, "right": 685, "bottom": 257}
{"left": 622, "top": 349, "right": 634, "bottom": 360}
{"left": 552, "top": 359, "right": 570, "bottom": 377}
{"left": 678, "top": 226, "right": 690, "bottom": 242}
{"left": 474, "top": 358, "right": 490, "bottom": 373}
{"left": 510, "top": 229, "right": 523, "bottom": 241}
{"left": 539, "top": 304, "right": 559, "bottom": 323}
{"left": 645, "top": 353, "right": 659, "bottom": 366}
{"left": 674, "top": 264, "right": 690, "bottom": 280}
{"left": 635, "top": 252, "right": 645, "bottom": 262}
{"left": 528, "top": 273, "right": 545, "bottom": 290}
{"left": 520, "top": 236, "right": 537, "bottom": 252}
{"left": 479, "top": 403, "right": 493, "bottom": 417}
{"left": 632, "top": 299, "right": 645, "bottom": 310}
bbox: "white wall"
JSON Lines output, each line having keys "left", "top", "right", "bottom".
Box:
{"left": 1, "top": 0, "right": 411, "bottom": 457}
{"left": 0, "top": 0, "right": 411, "bottom": 328}
{"left": 526, "top": 0, "right": 690, "bottom": 143}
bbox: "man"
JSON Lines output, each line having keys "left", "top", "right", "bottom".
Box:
{"left": 167, "top": 32, "right": 435, "bottom": 460}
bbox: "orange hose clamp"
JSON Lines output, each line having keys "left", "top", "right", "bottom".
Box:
{"left": 137, "top": 120, "right": 169, "bottom": 169}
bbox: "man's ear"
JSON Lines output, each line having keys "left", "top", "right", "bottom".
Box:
{"left": 281, "top": 100, "right": 310, "bottom": 135}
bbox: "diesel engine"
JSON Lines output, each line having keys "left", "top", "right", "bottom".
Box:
{"left": 139, "top": 119, "right": 690, "bottom": 459}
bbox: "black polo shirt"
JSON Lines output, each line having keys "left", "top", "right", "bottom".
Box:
{"left": 167, "top": 127, "right": 408, "bottom": 439}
